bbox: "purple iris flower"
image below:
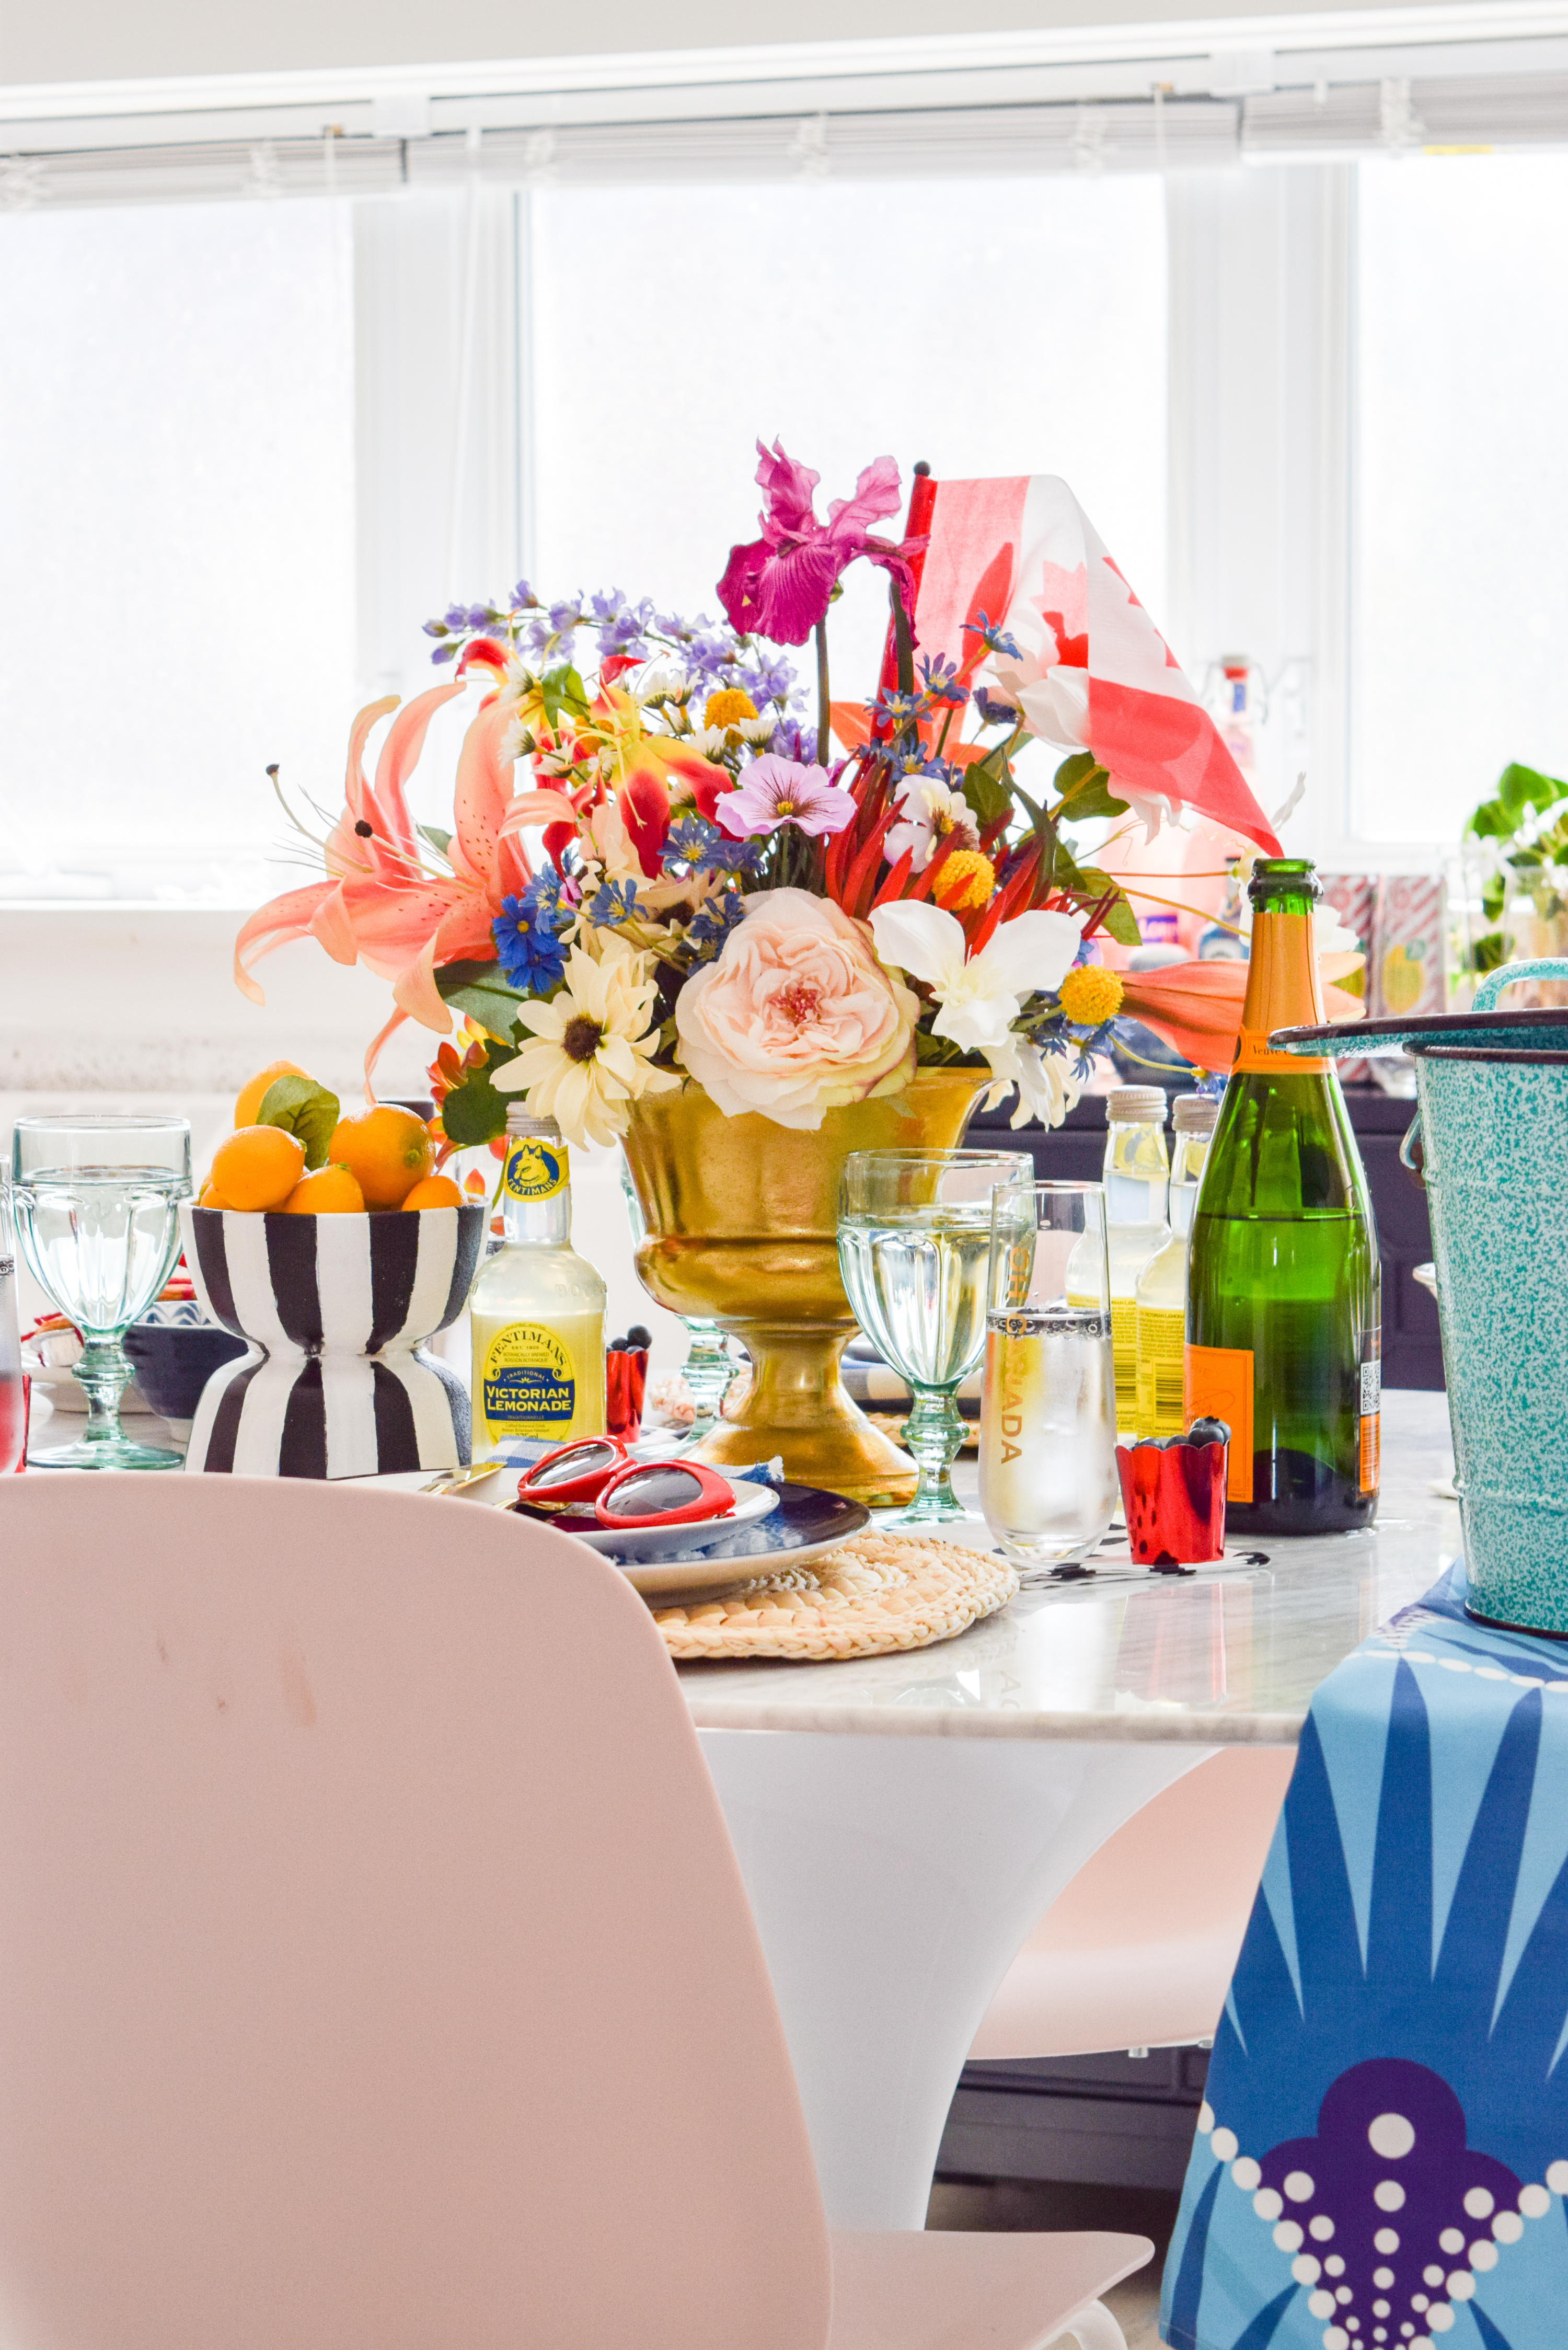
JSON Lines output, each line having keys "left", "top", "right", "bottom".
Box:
{"left": 716, "top": 440, "right": 927, "bottom": 648}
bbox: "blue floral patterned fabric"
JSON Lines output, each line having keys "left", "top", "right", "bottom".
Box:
{"left": 1162, "top": 1562, "right": 1568, "bottom": 2350}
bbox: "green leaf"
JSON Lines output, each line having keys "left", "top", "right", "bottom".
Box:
{"left": 961, "top": 746, "right": 1015, "bottom": 831}
{"left": 1466, "top": 762, "right": 1568, "bottom": 841}
{"left": 417, "top": 823, "right": 453, "bottom": 858}
{"left": 539, "top": 662, "right": 591, "bottom": 728}
{"left": 435, "top": 959, "right": 525, "bottom": 1040}
{"left": 1073, "top": 868, "right": 1143, "bottom": 947}
{"left": 1055, "top": 767, "right": 1129, "bottom": 825}
{"left": 437, "top": 1043, "right": 516, "bottom": 1151}
{"left": 1498, "top": 759, "right": 1567, "bottom": 817}
{"left": 256, "top": 1076, "right": 340, "bottom": 1170}
{"left": 1052, "top": 750, "right": 1100, "bottom": 796}
{"left": 1011, "top": 784, "right": 1064, "bottom": 891}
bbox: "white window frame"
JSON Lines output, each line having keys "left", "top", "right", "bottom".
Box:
{"left": 8, "top": 1, "right": 1568, "bottom": 905}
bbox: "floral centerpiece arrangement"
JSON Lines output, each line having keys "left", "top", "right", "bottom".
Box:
{"left": 236, "top": 443, "right": 1322, "bottom": 1499}
{"left": 239, "top": 443, "right": 1231, "bottom": 1158}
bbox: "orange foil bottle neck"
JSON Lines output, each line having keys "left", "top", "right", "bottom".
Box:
{"left": 1233, "top": 909, "right": 1329, "bottom": 1075}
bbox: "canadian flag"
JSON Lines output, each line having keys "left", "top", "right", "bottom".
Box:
{"left": 884, "top": 472, "right": 1282, "bottom": 857}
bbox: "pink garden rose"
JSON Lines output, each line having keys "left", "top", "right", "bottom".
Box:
{"left": 674, "top": 887, "right": 918, "bottom": 1130}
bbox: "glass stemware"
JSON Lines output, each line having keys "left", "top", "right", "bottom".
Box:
{"left": 838, "top": 1148, "right": 1031, "bottom": 1525}
{"left": 0, "top": 1186, "right": 26, "bottom": 1474}
{"left": 619, "top": 1158, "right": 735, "bottom": 1450}
{"left": 11, "top": 1115, "right": 191, "bottom": 1470}
{"left": 979, "top": 1179, "right": 1118, "bottom": 1570}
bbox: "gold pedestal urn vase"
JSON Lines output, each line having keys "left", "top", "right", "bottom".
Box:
{"left": 621, "top": 1067, "right": 985, "bottom": 1505}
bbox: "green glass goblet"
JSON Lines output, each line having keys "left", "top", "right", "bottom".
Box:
{"left": 838, "top": 1147, "right": 1031, "bottom": 1525}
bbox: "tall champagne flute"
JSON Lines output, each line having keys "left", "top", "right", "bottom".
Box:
{"left": 980, "top": 1179, "right": 1117, "bottom": 1570}
{"left": 838, "top": 1149, "right": 1031, "bottom": 1524}
{"left": 11, "top": 1115, "right": 191, "bottom": 1470}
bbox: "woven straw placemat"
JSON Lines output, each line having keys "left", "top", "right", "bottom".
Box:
{"left": 654, "top": 1528, "right": 1018, "bottom": 1662}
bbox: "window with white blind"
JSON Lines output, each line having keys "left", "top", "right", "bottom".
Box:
{"left": 4, "top": 11, "right": 1568, "bottom": 903}
{"left": 0, "top": 198, "right": 355, "bottom": 904}
{"left": 1351, "top": 149, "right": 1568, "bottom": 848}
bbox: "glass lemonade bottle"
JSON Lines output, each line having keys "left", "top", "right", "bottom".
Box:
{"left": 470, "top": 1108, "right": 606, "bottom": 1458}
{"left": 1134, "top": 1091, "right": 1218, "bottom": 1439}
{"left": 1185, "top": 858, "right": 1381, "bottom": 1533}
{"left": 1098, "top": 1087, "right": 1170, "bottom": 1436}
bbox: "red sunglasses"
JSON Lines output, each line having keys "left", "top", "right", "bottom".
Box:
{"left": 593, "top": 1458, "right": 736, "bottom": 1530}
{"left": 515, "top": 1440, "right": 736, "bottom": 1532}
{"left": 515, "top": 1437, "right": 634, "bottom": 1507}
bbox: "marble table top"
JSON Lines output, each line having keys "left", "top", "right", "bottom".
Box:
{"left": 677, "top": 1388, "right": 1460, "bottom": 1746}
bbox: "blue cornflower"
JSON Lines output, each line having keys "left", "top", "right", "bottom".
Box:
{"left": 666, "top": 817, "right": 765, "bottom": 879}
{"left": 509, "top": 579, "right": 537, "bottom": 609}
{"left": 917, "top": 654, "right": 967, "bottom": 707}
{"left": 873, "top": 687, "right": 920, "bottom": 733}
{"left": 430, "top": 641, "right": 459, "bottom": 665}
{"left": 493, "top": 899, "right": 568, "bottom": 994}
{"left": 971, "top": 686, "right": 1019, "bottom": 728}
{"left": 666, "top": 816, "right": 717, "bottom": 866}
{"left": 421, "top": 616, "right": 449, "bottom": 639}
{"left": 962, "top": 609, "right": 1023, "bottom": 662}
{"left": 546, "top": 599, "right": 585, "bottom": 636}
{"left": 518, "top": 871, "right": 570, "bottom": 929}
{"left": 687, "top": 894, "right": 747, "bottom": 961}
{"left": 586, "top": 878, "right": 639, "bottom": 926}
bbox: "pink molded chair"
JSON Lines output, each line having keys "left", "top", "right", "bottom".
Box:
{"left": 0, "top": 1472, "right": 1149, "bottom": 2350}
{"left": 969, "top": 1746, "right": 1295, "bottom": 2062}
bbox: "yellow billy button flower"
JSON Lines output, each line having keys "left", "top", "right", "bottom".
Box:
{"left": 932, "top": 850, "right": 996, "bottom": 913}
{"left": 1058, "top": 964, "right": 1125, "bottom": 1026}
{"left": 703, "top": 688, "right": 759, "bottom": 731}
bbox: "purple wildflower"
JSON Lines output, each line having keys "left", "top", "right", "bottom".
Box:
{"left": 712, "top": 754, "right": 857, "bottom": 841}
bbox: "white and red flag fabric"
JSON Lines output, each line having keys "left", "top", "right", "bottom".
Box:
{"left": 886, "top": 472, "right": 1282, "bottom": 857}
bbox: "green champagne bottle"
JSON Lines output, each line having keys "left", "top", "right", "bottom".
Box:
{"left": 1184, "top": 858, "right": 1381, "bottom": 1535}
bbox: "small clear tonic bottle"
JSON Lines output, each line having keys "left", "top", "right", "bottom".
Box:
{"left": 1100, "top": 1086, "right": 1170, "bottom": 1436}
{"left": 1133, "top": 1091, "right": 1218, "bottom": 1438}
{"left": 469, "top": 1108, "right": 606, "bottom": 1457}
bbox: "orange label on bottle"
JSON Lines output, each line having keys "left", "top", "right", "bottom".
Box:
{"left": 1233, "top": 1026, "right": 1330, "bottom": 1076}
{"left": 1184, "top": 1344, "right": 1255, "bottom": 1503}
{"left": 1360, "top": 1412, "right": 1380, "bottom": 1494}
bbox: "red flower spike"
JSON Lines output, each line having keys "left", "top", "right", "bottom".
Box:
{"left": 869, "top": 845, "right": 916, "bottom": 911}
{"left": 907, "top": 830, "right": 961, "bottom": 905}
{"left": 841, "top": 808, "right": 896, "bottom": 921}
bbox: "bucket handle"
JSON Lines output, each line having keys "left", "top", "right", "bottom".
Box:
{"left": 1399, "top": 1113, "right": 1425, "bottom": 1187}
{"left": 1473, "top": 957, "right": 1568, "bottom": 1010}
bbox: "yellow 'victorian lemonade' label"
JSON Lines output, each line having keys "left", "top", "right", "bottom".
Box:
{"left": 480, "top": 1321, "right": 577, "bottom": 1436}
{"left": 503, "top": 1138, "right": 569, "bottom": 1202}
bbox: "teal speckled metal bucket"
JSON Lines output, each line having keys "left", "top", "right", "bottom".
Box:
{"left": 1277, "top": 960, "right": 1568, "bottom": 1637}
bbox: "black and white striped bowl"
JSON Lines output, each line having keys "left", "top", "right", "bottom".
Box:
{"left": 179, "top": 1202, "right": 485, "bottom": 1479}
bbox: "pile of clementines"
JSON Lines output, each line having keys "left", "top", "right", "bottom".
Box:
{"left": 199, "top": 1060, "right": 467, "bottom": 1216}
